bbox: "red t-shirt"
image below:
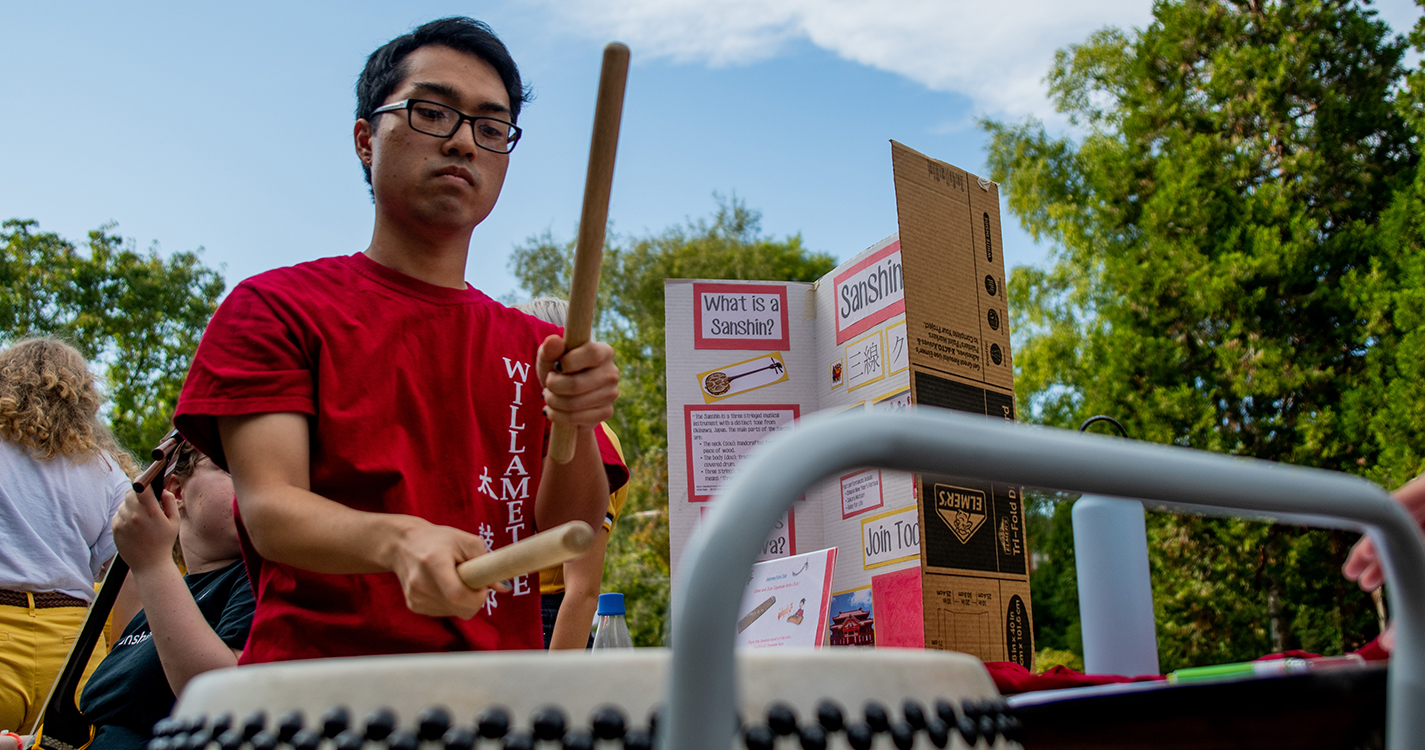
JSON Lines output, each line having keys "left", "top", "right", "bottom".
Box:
{"left": 175, "top": 253, "right": 628, "bottom": 663}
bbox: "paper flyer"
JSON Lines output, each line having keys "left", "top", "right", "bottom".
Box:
{"left": 695, "top": 353, "right": 790, "bottom": 403}
{"left": 839, "top": 469, "right": 883, "bottom": 519}
{"left": 684, "top": 404, "right": 800, "bottom": 501}
{"left": 735, "top": 547, "right": 837, "bottom": 649}
{"left": 828, "top": 587, "right": 874, "bottom": 646}
{"left": 871, "top": 567, "right": 924, "bottom": 648}
{"left": 693, "top": 282, "right": 791, "bottom": 350}
{"left": 844, "top": 330, "right": 886, "bottom": 392}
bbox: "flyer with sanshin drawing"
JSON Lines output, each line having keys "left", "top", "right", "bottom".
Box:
{"left": 736, "top": 549, "right": 838, "bottom": 650}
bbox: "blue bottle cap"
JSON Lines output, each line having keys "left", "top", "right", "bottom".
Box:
{"left": 596, "top": 592, "right": 625, "bottom": 616}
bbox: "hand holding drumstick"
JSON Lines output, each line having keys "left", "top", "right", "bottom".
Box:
{"left": 536, "top": 336, "right": 620, "bottom": 439}
{"left": 521, "top": 42, "right": 627, "bottom": 599}
{"left": 456, "top": 521, "right": 595, "bottom": 591}
{"left": 405, "top": 42, "right": 625, "bottom": 612}
{"left": 546, "top": 42, "right": 629, "bottom": 463}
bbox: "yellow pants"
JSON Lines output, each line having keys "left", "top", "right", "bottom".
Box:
{"left": 0, "top": 598, "right": 107, "bottom": 733}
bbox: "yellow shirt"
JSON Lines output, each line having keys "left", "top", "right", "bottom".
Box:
{"left": 539, "top": 424, "right": 627, "bottom": 595}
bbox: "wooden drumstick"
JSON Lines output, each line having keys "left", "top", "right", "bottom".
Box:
{"left": 548, "top": 42, "right": 630, "bottom": 464}
{"left": 456, "top": 520, "right": 596, "bottom": 590}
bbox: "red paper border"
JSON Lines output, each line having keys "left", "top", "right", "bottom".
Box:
{"left": 813, "top": 548, "right": 839, "bottom": 647}
{"left": 693, "top": 283, "right": 791, "bottom": 350}
{"left": 833, "top": 240, "right": 905, "bottom": 344}
{"left": 840, "top": 468, "right": 885, "bottom": 519}
{"left": 787, "top": 510, "right": 798, "bottom": 556}
{"left": 685, "top": 403, "right": 801, "bottom": 502}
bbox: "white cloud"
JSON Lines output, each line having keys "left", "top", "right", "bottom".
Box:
{"left": 534, "top": 0, "right": 1422, "bottom": 119}
{"left": 534, "top": 0, "right": 1155, "bottom": 118}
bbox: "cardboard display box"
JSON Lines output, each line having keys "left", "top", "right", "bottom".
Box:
{"left": 664, "top": 142, "right": 1032, "bottom": 667}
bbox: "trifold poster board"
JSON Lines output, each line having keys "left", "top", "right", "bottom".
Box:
{"left": 665, "top": 142, "right": 1034, "bottom": 667}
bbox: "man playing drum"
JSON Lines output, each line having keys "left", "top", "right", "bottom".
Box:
{"left": 173, "top": 17, "right": 627, "bottom": 663}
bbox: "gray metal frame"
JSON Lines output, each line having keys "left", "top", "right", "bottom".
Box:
{"left": 668, "top": 410, "right": 1425, "bottom": 750}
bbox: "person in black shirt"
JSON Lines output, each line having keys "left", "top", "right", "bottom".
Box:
{"left": 79, "top": 443, "right": 254, "bottom": 750}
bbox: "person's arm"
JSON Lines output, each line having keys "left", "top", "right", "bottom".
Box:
{"left": 217, "top": 412, "right": 496, "bottom": 619}
{"left": 111, "top": 488, "right": 240, "bottom": 696}
{"left": 533, "top": 335, "right": 618, "bottom": 533}
{"left": 1344, "top": 473, "right": 1425, "bottom": 591}
{"left": 109, "top": 570, "right": 142, "bottom": 636}
{"left": 548, "top": 527, "right": 611, "bottom": 649}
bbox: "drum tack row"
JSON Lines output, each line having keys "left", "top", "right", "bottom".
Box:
{"left": 148, "top": 698, "right": 1023, "bottom": 750}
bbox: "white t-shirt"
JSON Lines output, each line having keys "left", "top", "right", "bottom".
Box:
{"left": 0, "top": 438, "right": 130, "bottom": 601}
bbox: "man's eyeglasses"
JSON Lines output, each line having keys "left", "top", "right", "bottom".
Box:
{"left": 370, "top": 99, "right": 522, "bottom": 154}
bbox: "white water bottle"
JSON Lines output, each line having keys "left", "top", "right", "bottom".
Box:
{"left": 1073, "top": 495, "right": 1159, "bottom": 675}
{"left": 592, "top": 593, "right": 633, "bottom": 649}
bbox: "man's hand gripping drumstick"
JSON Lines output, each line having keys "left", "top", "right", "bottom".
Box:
{"left": 457, "top": 521, "right": 595, "bottom": 591}
{"left": 543, "top": 42, "right": 629, "bottom": 463}
{"left": 220, "top": 410, "right": 505, "bottom": 619}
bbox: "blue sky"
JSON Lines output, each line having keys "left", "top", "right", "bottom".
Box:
{"left": 830, "top": 587, "right": 873, "bottom": 618}
{"left": 3, "top": 1, "right": 1420, "bottom": 299}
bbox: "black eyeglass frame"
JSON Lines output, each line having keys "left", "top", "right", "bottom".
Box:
{"left": 369, "top": 98, "right": 522, "bottom": 154}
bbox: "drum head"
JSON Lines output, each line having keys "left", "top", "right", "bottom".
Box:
{"left": 173, "top": 649, "right": 1011, "bottom": 748}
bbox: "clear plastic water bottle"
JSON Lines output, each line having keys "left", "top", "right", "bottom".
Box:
{"left": 592, "top": 592, "right": 633, "bottom": 649}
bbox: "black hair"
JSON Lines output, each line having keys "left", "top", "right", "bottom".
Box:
{"left": 355, "top": 17, "right": 532, "bottom": 186}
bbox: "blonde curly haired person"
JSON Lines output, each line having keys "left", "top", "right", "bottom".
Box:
{"left": 0, "top": 338, "right": 133, "bottom": 732}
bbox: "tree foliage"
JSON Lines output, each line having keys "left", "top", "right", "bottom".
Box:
{"left": 987, "top": 0, "right": 1420, "bottom": 669}
{"left": 510, "top": 197, "right": 836, "bottom": 644}
{"left": 1, "top": 219, "right": 226, "bottom": 455}
{"left": 1025, "top": 492, "right": 1081, "bottom": 662}
{"left": 1350, "top": 3, "right": 1425, "bottom": 492}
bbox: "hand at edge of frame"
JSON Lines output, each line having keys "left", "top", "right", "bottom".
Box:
{"left": 1344, "top": 473, "right": 1425, "bottom": 591}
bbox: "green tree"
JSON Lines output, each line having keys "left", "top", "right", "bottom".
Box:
{"left": 1025, "top": 492, "right": 1081, "bottom": 665}
{"left": 510, "top": 197, "right": 837, "bottom": 644}
{"left": 988, "top": 0, "right": 1417, "bottom": 669}
{"left": 1348, "top": 3, "right": 1425, "bottom": 491}
{"left": 1, "top": 219, "right": 226, "bottom": 455}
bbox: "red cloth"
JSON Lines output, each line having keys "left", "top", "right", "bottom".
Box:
{"left": 989, "top": 635, "right": 1392, "bottom": 695}
{"left": 986, "top": 662, "right": 1163, "bottom": 694}
{"left": 1353, "top": 634, "right": 1392, "bottom": 661}
{"left": 1253, "top": 649, "right": 1322, "bottom": 661}
{"left": 176, "top": 253, "right": 627, "bottom": 664}
{"left": 1250, "top": 638, "right": 1393, "bottom": 663}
